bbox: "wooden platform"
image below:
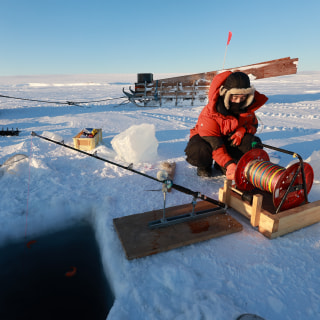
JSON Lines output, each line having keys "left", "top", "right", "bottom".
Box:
{"left": 219, "top": 180, "right": 320, "bottom": 239}
{"left": 113, "top": 201, "right": 242, "bottom": 260}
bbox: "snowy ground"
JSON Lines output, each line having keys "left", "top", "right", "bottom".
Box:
{"left": 0, "top": 71, "right": 320, "bottom": 320}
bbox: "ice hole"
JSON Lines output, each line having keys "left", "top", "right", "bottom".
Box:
{"left": 0, "top": 223, "right": 114, "bottom": 319}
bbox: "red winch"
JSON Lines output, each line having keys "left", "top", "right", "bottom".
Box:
{"left": 234, "top": 144, "right": 314, "bottom": 213}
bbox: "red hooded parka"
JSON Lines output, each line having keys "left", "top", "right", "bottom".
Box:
{"left": 189, "top": 71, "right": 268, "bottom": 168}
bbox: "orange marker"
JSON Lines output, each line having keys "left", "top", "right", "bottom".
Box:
{"left": 65, "top": 266, "right": 77, "bottom": 277}
{"left": 26, "top": 240, "right": 37, "bottom": 248}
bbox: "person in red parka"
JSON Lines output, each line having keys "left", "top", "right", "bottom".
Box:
{"left": 184, "top": 71, "right": 268, "bottom": 179}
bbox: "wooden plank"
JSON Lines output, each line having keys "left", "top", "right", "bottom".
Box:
{"left": 113, "top": 201, "right": 243, "bottom": 260}
{"left": 151, "top": 57, "right": 298, "bottom": 84}
{"left": 135, "top": 85, "right": 210, "bottom": 92}
{"left": 219, "top": 180, "right": 253, "bottom": 219}
{"left": 225, "top": 191, "right": 253, "bottom": 219}
{"left": 133, "top": 94, "right": 207, "bottom": 101}
{"left": 155, "top": 81, "right": 211, "bottom": 87}
{"left": 134, "top": 89, "right": 208, "bottom": 95}
{"left": 154, "top": 71, "right": 218, "bottom": 84}
{"left": 229, "top": 57, "right": 298, "bottom": 79}
{"left": 258, "top": 211, "right": 279, "bottom": 238}
{"left": 147, "top": 92, "right": 207, "bottom": 98}
{"left": 269, "top": 200, "right": 320, "bottom": 238}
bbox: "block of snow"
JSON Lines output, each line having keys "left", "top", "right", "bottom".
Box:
{"left": 111, "top": 124, "right": 158, "bottom": 163}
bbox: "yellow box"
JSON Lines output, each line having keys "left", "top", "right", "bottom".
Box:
{"left": 73, "top": 129, "right": 102, "bottom": 151}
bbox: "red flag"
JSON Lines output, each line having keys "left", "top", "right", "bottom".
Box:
{"left": 227, "top": 31, "right": 232, "bottom": 46}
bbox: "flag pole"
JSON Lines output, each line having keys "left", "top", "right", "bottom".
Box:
{"left": 222, "top": 31, "right": 232, "bottom": 69}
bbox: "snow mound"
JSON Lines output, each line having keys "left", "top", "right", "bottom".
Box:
{"left": 41, "top": 131, "right": 64, "bottom": 143}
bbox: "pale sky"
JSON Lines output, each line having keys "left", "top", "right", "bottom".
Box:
{"left": 1, "top": 0, "right": 319, "bottom": 76}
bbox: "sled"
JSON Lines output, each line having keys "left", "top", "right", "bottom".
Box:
{"left": 123, "top": 57, "right": 298, "bottom": 107}
{"left": 0, "top": 128, "right": 20, "bottom": 136}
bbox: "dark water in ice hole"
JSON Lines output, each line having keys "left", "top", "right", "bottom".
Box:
{"left": 0, "top": 224, "right": 114, "bottom": 319}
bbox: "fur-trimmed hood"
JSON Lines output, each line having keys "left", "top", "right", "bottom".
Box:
{"left": 219, "top": 71, "right": 255, "bottom": 109}
{"left": 219, "top": 85, "right": 255, "bottom": 109}
{"left": 206, "top": 71, "right": 268, "bottom": 114}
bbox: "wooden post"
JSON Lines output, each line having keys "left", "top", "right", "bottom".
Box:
{"left": 219, "top": 179, "right": 232, "bottom": 206}
{"left": 250, "top": 194, "right": 263, "bottom": 227}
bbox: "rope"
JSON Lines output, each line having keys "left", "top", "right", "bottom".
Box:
{"left": 25, "top": 135, "right": 33, "bottom": 239}
{"left": 245, "top": 160, "right": 285, "bottom": 193}
{"left": 0, "top": 94, "right": 126, "bottom": 107}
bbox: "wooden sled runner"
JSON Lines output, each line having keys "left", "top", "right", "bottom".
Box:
{"left": 123, "top": 57, "right": 298, "bottom": 107}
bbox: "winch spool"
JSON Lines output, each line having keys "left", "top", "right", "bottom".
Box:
{"left": 234, "top": 148, "right": 314, "bottom": 211}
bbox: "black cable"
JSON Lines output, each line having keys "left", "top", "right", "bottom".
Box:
{"left": 31, "top": 131, "right": 226, "bottom": 208}
{"left": 0, "top": 94, "right": 127, "bottom": 107}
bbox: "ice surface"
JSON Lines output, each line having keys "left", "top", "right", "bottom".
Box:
{"left": 1, "top": 72, "right": 320, "bottom": 320}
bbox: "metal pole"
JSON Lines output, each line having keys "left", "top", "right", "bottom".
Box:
{"left": 31, "top": 131, "right": 225, "bottom": 208}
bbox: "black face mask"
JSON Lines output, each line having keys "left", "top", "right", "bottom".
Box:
{"left": 229, "top": 101, "right": 245, "bottom": 114}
